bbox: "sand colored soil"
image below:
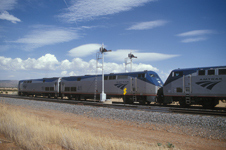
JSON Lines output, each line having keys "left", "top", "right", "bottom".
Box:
{"left": 0, "top": 104, "right": 226, "bottom": 150}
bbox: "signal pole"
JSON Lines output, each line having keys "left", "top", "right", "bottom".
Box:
{"left": 125, "top": 52, "right": 137, "bottom": 72}
{"left": 99, "top": 44, "right": 112, "bottom": 102}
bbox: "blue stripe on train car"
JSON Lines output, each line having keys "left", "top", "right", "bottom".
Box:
{"left": 61, "top": 71, "right": 163, "bottom": 86}
{"left": 164, "top": 66, "right": 226, "bottom": 86}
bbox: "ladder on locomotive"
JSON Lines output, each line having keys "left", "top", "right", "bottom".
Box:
{"left": 133, "top": 93, "right": 137, "bottom": 102}
{"left": 132, "top": 77, "right": 137, "bottom": 102}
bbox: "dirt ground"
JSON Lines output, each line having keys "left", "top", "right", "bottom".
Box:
{"left": 0, "top": 104, "right": 226, "bottom": 150}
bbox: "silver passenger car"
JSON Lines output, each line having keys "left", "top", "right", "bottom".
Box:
{"left": 61, "top": 70, "right": 163, "bottom": 104}
{"left": 160, "top": 66, "right": 226, "bottom": 108}
{"left": 18, "top": 77, "right": 61, "bottom": 98}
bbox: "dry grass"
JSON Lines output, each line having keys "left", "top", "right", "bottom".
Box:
{"left": 0, "top": 103, "right": 171, "bottom": 150}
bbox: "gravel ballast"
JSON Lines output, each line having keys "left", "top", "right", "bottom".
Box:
{"left": 1, "top": 97, "right": 226, "bottom": 140}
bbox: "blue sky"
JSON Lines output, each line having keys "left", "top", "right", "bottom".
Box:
{"left": 0, "top": 0, "right": 225, "bottom": 82}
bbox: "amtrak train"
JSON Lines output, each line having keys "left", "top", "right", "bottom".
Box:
{"left": 18, "top": 77, "right": 61, "bottom": 98}
{"left": 18, "top": 70, "right": 163, "bottom": 104}
{"left": 157, "top": 66, "right": 226, "bottom": 108}
{"left": 18, "top": 66, "right": 226, "bottom": 108}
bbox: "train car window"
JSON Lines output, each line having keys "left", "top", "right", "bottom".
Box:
{"left": 149, "top": 74, "right": 155, "bottom": 78}
{"left": 45, "top": 87, "right": 49, "bottom": 91}
{"left": 176, "top": 88, "right": 182, "bottom": 93}
{"left": 50, "top": 87, "right": 54, "bottom": 91}
{"left": 172, "top": 72, "right": 174, "bottom": 77}
{"left": 71, "top": 87, "right": 76, "bottom": 91}
{"left": 65, "top": 87, "right": 70, "bottom": 91}
{"left": 117, "top": 75, "right": 128, "bottom": 79}
{"left": 138, "top": 74, "right": 145, "bottom": 78}
{"left": 219, "top": 69, "right": 226, "bottom": 75}
{"left": 208, "top": 70, "right": 215, "bottom": 75}
{"left": 198, "top": 70, "right": 205, "bottom": 75}
{"left": 174, "top": 71, "right": 183, "bottom": 77}
{"left": 77, "top": 78, "right": 81, "bottom": 81}
{"left": 104, "top": 76, "right": 108, "bottom": 80}
{"left": 109, "top": 75, "right": 116, "bottom": 80}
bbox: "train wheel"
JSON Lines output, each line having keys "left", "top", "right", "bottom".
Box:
{"left": 75, "top": 95, "right": 81, "bottom": 101}
{"left": 163, "top": 103, "right": 168, "bottom": 106}
{"left": 179, "top": 99, "right": 189, "bottom": 108}
{"left": 61, "top": 94, "right": 64, "bottom": 99}
{"left": 139, "top": 101, "right": 145, "bottom": 105}
{"left": 123, "top": 97, "right": 133, "bottom": 104}
{"left": 68, "top": 95, "right": 72, "bottom": 100}
{"left": 202, "top": 98, "right": 215, "bottom": 109}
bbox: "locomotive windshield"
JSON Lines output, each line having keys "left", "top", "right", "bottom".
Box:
{"left": 149, "top": 74, "right": 163, "bottom": 86}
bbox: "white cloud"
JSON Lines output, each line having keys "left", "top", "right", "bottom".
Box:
{"left": 60, "top": 57, "right": 159, "bottom": 76}
{"left": 126, "top": 20, "right": 168, "bottom": 30}
{"left": 177, "top": 30, "right": 215, "bottom": 43}
{"left": 0, "top": 11, "right": 21, "bottom": 24}
{"left": 0, "top": 0, "right": 21, "bottom": 24}
{"left": 0, "top": 53, "right": 169, "bottom": 81}
{"left": 0, "top": 54, "right": 59, "bottom": 71}
{"left": 31, "top": 54, "right": 59, "bottom": 70}
{"left": 69, "top": 71, "right": 76, "bottom": 76}
{"left": 68, "top": 43, "right": 102, "bottom": 57}
{"left": 68, "top": 45, "right": 178, "bottom": 62}
{"left": 58, "top": 0, "right": 155, "bottom": 23}
{"left": 0, "top": 52, "right": 161, "bottom": 75}
{"left": 125, "top": 63, "right": 158, "bottom": 72}
{"left": 12, "top": 26, "right": 79, "bottom": 51}
{"left": 60, "top": 58, "right": 97, "bottom": 75}
{"left": 61, "top": 71, "right": 68, "bottom": 76}
{"left": 181, "top": 37, "right": 207, "bottom": 43}
{"left": 105, "top": 49, "right": 179, "bottom": 62}
{"left": 0, "top": 0, "right": 17, "bottom": 11}
{"left": 177, "top": 30, "right": 215, "bottom": 37}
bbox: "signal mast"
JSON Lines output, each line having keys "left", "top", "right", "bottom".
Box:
{"left": 97, "top": 44, "right": 112, "bottom": 102}
{"left": 125, "top": 52, "right": 137, "bottom": 72}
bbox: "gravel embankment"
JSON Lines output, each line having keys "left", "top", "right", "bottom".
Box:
{"left": 1, "top": 97, "right": 226, "bottom": 140}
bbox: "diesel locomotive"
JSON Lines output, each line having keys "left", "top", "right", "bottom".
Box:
{"left": 18, "top": 66, "right": 226, "bottom": 108}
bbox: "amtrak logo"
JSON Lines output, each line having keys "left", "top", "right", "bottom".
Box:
{"left": 114, "top": 83, "right": 127, "bottom": 90}
{"left": 23, "top": 85, "right": 27, "bottom": 89}
{"left": 196, "top": 81, "right": 221, "bottom": 90}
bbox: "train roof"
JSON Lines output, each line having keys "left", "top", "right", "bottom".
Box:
{"left": 19, "top": 77, "right": 59, "bottom": 82}
{"left": 62, "top": 70, "right": 159, "bottom": 79}
{"left": 62, "top": 70, "right": 163, "bottom": 86}
{"left": 171, "top": 66, "right": 226, "bottom": 72}
{"left": 164, "top": 66, "right": 226, "bottom": 86}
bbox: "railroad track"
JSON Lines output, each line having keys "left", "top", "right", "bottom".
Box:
{"left": 1, "top": 94, "right": 225, "bottom": 117}
{"left": 170, "top": 108, "right": 226, "bottom": 116}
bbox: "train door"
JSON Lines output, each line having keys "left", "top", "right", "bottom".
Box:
{"left": 130, "top": 77, "right": 137, "bottom": 101}
{"left": 18, "top": 81, "right": 21, "bottom": 91}
{"left": 18, "top": 81, "right": 22, "bottom": 95}
{"left": 183, "top": 75, "right": 192, "bottom": 93}
{"left": 130, "top": 77, "right": 137, "bottom": 92}
{"left": 183, "top": 75, "right": 192, "bottom": 104}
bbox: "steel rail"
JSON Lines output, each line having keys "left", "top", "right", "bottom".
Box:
{"left": 0, "top": 94, "right": 225, "bottom": 117}
{"left": 170, "top": 108, "right": 226, "bottom": 116}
